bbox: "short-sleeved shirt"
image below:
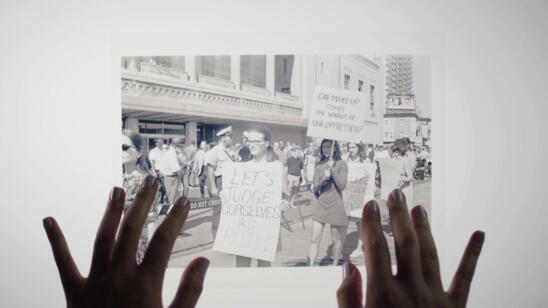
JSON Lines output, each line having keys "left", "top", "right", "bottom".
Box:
{"left": 206, "top": 143, "right": 235, "bottom": 177}
{"left": 149, "top": 147, "right": 164, "bottom": 169}
{"left": 160, "top": 146, "right": 182, "bottom": 176}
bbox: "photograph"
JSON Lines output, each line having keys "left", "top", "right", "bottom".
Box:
{"left": 119, "top": 54, "right": 432, "bottom": 267}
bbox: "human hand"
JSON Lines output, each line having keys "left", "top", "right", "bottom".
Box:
{"left": 210, "top": 187, "right": 219, "bottom": 198}
{"left": 328, "top": 158, "right": 334, "bottom": 168}
{"left": 43, "top": 175, "right": 209, "bottom": 308}
{"left": 324, "top": 168, "right": 332, "bottom": 179}
{"left": 337, "top": 189, "right": 485, "bottom": 308}
{"left": 280, "top": 200, "right": 290, "bottom": 212}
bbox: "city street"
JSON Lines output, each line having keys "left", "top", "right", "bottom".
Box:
{"left": 166, "top": 179, "right": 431, "bottom": 268}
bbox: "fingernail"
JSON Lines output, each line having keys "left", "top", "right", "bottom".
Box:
{"left": 174, "top": 197, "right": 190, "bottom": 208}
{"left": 412, "top": 205, "right": 427, "bottom": 221}
{"left": 141, "top": 175, "right": 156, "bottom": 188}
{"left": 365, "top": 200, "right": 378, "bottom": 214}
{"left": 110, "top": 187, "right": 122, "bottom": 201}
{"left": 342, "top": 262, "right": 353, "bottom": 279}
{"left": 473, "top": 231, "right": 485, "bottom": 245}
{"left": 193, "top": 258, "right": 210, "bottom": 278}
{"left": 391, "top": 189, "right": 405, "bottom": 202}
{"left": 42, "top": 217, "right": 53, "bottom": 231}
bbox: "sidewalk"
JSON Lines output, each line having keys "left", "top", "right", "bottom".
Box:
{"left": 167, "top": 180, "right": 431, "bottom": 268}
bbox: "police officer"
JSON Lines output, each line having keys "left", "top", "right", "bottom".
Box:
{"left": 206, "top": 126, "right": 235, "bottom": 238}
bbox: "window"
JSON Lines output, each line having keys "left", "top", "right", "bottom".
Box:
{"left": 344, "top": 74, "right": 351, "bottom": 89}
{"left": 275, "top": 55, "right": 294, "bottom": 94}
{"left": 358, "top": 80, "right": 364, "bottom": 92}
{"left": 138, "top": 120, "right": 185, "bottom": 136}
{"left": 197, "top": 56, "right": 231, "bottom": 80}
{"left": 241, "top": 55, "right": 266, "bottom": 88}
{"left": 370, "top": 85, "right": 375, "bottom": 117}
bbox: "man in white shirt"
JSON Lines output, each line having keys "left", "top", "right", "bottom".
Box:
{"left": 158, "top": 140, "right": 183, "bottom": 205}
{"left": 149, "top": 139, "right": 165, "bottom": 176}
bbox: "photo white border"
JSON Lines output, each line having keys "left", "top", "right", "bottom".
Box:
{"left": 111, "top": 32, "right": 445, "bottom": 307}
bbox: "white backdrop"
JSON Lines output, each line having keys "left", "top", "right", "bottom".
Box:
{"left": 1, "top": 1, "right": 547, "bottom": 307}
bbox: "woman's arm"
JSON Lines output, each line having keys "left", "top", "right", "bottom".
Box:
{"left": 313, "top": 165, "right": 323, "bottom": 195}
{"left": 402, "top": 160, "right": 413, "bottom": 183}
{"left": 331, "top": 161, "right": 348, "bottom": 191}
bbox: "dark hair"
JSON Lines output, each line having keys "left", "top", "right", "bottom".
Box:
{"left": 123, "top": 129, "right": 151, "bottom": 172}
{"left": 392, "top": 147, "right": 403, "bottom": 156}
{"left": 247, "top": 126, "right": 279, "bottom": 162}
{"left": 347, "top": 142, "right": 364, "bottom": 162}
{"left": 368, "top": 150, "right": 375, "bottom": 161}
{"left": 319, "top": 139, "right": 341, "bottom": 161}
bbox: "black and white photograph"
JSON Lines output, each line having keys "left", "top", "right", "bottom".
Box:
{"left": 119, "top": 54, "right": 432, "bottom": 267}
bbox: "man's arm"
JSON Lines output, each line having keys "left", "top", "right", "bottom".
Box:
{"left": 205, "top": 150, "right": 219, "bottom": 197}
{"left": 207, "top": 165, "right": 218, "bottom": 197}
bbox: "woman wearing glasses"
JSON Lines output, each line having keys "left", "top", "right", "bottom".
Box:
{"left": 234, "top": 127, "right": 290, "bottom": 267}
{"left": 121, "top": 129, "right": 159, "bottom": 263}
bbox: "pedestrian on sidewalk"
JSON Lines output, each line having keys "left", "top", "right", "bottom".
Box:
{"left": 193, "top": 140, "right": 209, "bottom": 199}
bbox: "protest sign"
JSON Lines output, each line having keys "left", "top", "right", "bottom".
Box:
{"left": 343, "top": 161, "right": 369, "bottom": 218}
{"left": 377, "top": 158, "right": 401, "bottom": 201}
{"left": 213, "top": 161, "right": 282, "bottom": 262}
{"left": 307, "top": 86, "right": 368, "bottom": 143}
{"left": 377, "top": 158, "right": 413, "bottom": 205}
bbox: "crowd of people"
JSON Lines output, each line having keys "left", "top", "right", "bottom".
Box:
{"left": 45, "top": 127, "right": 477, "bottom": 308}
{"left": 120, "top": 126, "right": 432, "bottom": 265}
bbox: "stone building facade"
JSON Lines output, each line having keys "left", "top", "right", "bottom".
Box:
{"left": 121, "top": 55, "right": 383, "bottom": 149}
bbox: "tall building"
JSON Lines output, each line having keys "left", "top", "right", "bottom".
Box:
{"left": 383, "top": 55, "right": 420, "bottom": 144}
{"left": 385, "top": 55, "right": 414, "bottom": 96}
{"left": 121, "top": 55, "right": 384, "bottom": 150}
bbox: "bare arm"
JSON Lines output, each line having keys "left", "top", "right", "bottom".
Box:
{"left": 313, "top": 165, "right": 322, "bottom": 195}
{"left": 207, "top": 165, "right": 218, "bottom": 196}
{"left": 331, "top": 161, "right": 348, "bottom": 191}
{"left": 402, "top": 161, "right": 413, "bottom": 182}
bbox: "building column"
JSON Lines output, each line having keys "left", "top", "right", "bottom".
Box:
{"left": 301, "top": 56, "right": 314, "bottom": 119}
{"left": 185, "top": 56, "right": 197, "bottom": 82}
{"left": 127, "top": 57, "right": 139, "bottom": 71}
{"left": 185, "top": 121, "right": 198, "bottom": 146}
{"left": 290, "top": 55, "right": 302, "bottom": 99}
{"left": 231, "top": 55, "right": 241, "bottom": 90}
{"left": 125, "top": 117, "right": 139, "bottom": 132}
{"left": 266, "top": 55, "right": 276, "bottom": 96}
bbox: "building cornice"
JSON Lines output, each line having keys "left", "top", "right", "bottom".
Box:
{"left": 383, "top": 112, "right": 419, "bottom": 119}
{"left": 121, "top": 72, "right": 307, "bottom": 127}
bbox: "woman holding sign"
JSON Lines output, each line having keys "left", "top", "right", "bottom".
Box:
{"left": 308, "top": 139, "right": 349, "bottom": 266}
{"left": 346, "top": 144, "right": 379, "bottom": 258}
{"left": 234, "top": 127, "right": 290, "bottom": 267}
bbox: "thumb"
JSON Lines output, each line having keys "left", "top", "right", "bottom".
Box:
{"left": 336, "top": 262, "right": 364, "bottom": 308}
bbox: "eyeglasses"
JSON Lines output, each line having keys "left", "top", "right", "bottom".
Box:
{"left": 247, "top": 139, "right": 265, "bottom": 145}
{"left": 122, "top": 144, "right": 135, "bottom": 151}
